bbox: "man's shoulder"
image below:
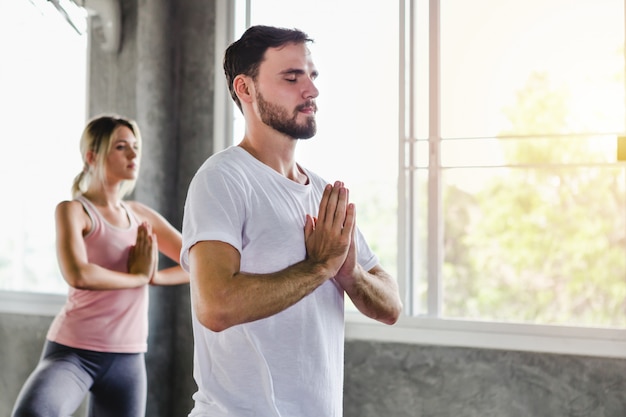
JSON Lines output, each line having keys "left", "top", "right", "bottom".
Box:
{"left": 195, "top": 146, "right": 247, "bottom": 175}
{"left": 191, "top": 147, "right": 253, "bottom": 191}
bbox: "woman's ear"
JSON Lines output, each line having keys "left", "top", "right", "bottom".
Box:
{"left": 85, "top": 150, "right": 96, "bottom": 166}
{"left": 234, "top": 75, "right": 254, "bottom": 105}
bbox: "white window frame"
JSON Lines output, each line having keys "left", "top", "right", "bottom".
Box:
{"left": 0, "top": 291, "right": 66, "bottom": 316}
{"left": 343, "top": 0, "right": 626, "bottom": 359}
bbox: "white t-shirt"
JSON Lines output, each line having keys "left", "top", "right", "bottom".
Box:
{"left": 181, "top": 146, "right": 378, "bottom": 417}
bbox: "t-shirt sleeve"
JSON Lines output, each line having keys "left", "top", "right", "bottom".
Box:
{"left": 355, "top": 227, "right": 379, "bottom": 272}
{"left": 180, "top": 167, "right": 246, "bottom": 271}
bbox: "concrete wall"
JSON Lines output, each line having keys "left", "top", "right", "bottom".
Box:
{"left": 87, "top": 1, "right": 217, "bottom": 416}
{"left": 344, "top": 340, "right": 626, "bottom": 417}
{"left": 2, "top": 2, "right": 626, "bottom": 417}
{"left": 0, "top": 314, "right": 88, "bottom": 416}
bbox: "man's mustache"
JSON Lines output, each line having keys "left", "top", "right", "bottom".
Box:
{"left": 296, "top": 100, "right": 318, "bottom": 113}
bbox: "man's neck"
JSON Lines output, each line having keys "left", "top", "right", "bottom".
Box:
{"left": 238, "top": 134, "right": 307, "bottom": 184}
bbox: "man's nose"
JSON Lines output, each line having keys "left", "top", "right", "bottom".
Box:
{"left": 303, "top": 78, "right": 319, "bottom": 99}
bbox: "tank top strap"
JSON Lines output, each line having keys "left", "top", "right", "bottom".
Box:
{"left": 119, "top": 200, "right": 141, "bottom": 228}
{"left": 75, "top": 195, "right": 103, "bottom": 236}
{"left": 76, "top": 195, "right": 138, "bottom": 232}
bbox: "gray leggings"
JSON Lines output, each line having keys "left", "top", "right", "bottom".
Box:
{"left": 12, "top": 341, "right": 146, "bottom": 417}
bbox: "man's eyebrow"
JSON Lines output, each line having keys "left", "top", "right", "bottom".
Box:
{"left": 280, "top": 68, "right": 306, "bottom": 76}
{"left": 280, "top": 68, "right": 319, "bottom": 77}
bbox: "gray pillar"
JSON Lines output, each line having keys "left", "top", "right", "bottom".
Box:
{"left": 87, "top": 1, "right": 218, "bottom": 415}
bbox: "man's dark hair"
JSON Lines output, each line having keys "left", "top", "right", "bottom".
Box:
{"left": 223, "top": 25, "right": 313, "bottom": 111}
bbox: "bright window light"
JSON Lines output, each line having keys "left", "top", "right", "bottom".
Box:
{"left": 0, "top": 0, "right": 87, "bottom": 293}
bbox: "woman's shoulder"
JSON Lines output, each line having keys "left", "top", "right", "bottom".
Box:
{"left": 124, "top": 200, "right": 150, "bottom": 217}
{"left": 124, "top": 200, "right": 164, "bottom": 223}
{"left": 124, "top": 200, "right": 178, "bottom": 237}
{"left": 55, "top": 198, "right": 92, "bottom": 232}
{"left": 55, "top": 198, "right": 86, "bottom": 215}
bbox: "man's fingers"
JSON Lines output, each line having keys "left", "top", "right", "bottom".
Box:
{"left": 343, "top": 202, "right": 356, "bottom": 237}
{"left": 323, "top": 182, "right": 342, "bottom": 224}
{"left": 317, "top": 184, "right": 333, "bottom": 223}
{"left": 332, "top": 186, "right": 349, "bottom": 230}
{"left": 318, "top": 181, "right": 349, "bottom": 230}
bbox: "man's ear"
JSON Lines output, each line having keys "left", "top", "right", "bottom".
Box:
{"left": 234, "top": 75, "right": 254, "bottom": 105}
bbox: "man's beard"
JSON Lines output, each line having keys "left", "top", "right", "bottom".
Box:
{"left": 256, "top": 91, "right": 317, "bottom": 139}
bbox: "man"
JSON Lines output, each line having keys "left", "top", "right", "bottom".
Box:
{"left": 181, "top": 25, "right": 402, "bottom": 417}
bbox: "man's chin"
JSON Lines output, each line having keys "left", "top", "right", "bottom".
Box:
{"left": 292, "top": 129, "right": 316, "bottom": 140}
{"left": 284, "top": 126, "right": 316, "bottom": 140}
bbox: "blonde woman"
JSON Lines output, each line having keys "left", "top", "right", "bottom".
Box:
{"left": 12, "top": 115, "right": 188, "bottom": 417}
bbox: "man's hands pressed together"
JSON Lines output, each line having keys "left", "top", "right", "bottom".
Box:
{"left": 304, "top": 181, "right": 355, "bottom": 279}
{"left": 305, "top": 181, "right": 403, "bottom": 325}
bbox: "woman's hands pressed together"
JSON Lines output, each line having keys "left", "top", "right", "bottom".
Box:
{"left": 128, "top": 222, "right": 158, "bottom": 284}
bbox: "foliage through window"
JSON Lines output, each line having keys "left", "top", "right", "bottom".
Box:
{"left": 407, "top": 0, "right": 626, "bottom": 327}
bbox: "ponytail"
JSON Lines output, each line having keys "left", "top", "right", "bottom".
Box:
{"left": 71, "top": 163, "right": 90, "bottom": 198}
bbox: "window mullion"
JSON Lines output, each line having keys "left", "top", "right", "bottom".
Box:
{"left": 398, "top": 0, "right": 411, "bottom": 315}
{"left": 427, "top": 0, "right": 442, "bottom": 317}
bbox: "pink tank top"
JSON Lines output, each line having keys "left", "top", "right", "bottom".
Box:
{"left": 47, "top": 196, "right": 149, "bottom": 353}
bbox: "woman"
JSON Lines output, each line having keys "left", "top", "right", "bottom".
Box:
{"left": 12, "top": 115, "right": 189, "bottom": 417}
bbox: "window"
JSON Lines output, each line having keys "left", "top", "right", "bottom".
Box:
{"left": 407, "top": 0, "right": 626, "bottom": 328}
{"left": 0, "top": 0, "right": 87, "bottom": 294}
{"left": 229, "top": 0, "right": 626, "bottom": 357}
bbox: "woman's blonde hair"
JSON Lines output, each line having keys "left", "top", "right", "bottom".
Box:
{"left": 71, "top": 115, "right": 142, "bottom": 198}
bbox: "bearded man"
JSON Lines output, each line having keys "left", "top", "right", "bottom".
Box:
{"left": 181, "top": 25, "right": 402, "bottom": 417}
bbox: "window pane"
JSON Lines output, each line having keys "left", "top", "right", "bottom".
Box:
{"left": 441, "top": 0, "right": 625, "bottom": 139}
{"left": 412, "top": 167, "right": 429, "bottom": 316}
{"left": 0, "top": 1, "right": 87, "bottom": 293}
{"left": 414, "top": 0, "right": 430, "bottom": 141}
{"left": 433, "top": 0, "right": 626, "bottom": 327}
{"left": 441, "top": 165, "right": 626, "bottom": 327}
